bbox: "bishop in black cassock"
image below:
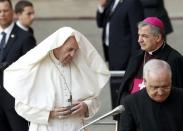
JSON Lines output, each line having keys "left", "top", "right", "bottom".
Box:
{"left": 119, "top": 59, "right": 183, "bottom": 131}
{"left": 119, "top": 88, "right": 183, "bottom": 131}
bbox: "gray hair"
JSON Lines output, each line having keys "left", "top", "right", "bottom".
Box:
{"left": 143, "top": 59, "right": 172, "bottom": 79}
{"left": 138, "top": 21, "right": 165, "bottom": 39}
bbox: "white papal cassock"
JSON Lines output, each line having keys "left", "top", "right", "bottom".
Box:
{"left": 4, "top": 27, "right": 110, "bottom": 131}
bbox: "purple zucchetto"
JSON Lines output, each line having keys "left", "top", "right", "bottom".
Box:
{"left": 143, "top": 17, "right": 164, "bottom": 31}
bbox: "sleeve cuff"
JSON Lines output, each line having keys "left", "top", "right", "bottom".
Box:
{"left": 83, "top": 97, "right": 100, "bottom": 119}
{"left": 98, "top": 4, "right": 105, "bottom": 13}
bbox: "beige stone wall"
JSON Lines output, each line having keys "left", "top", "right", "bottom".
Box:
{"left": 11, "top": 0, "right": 183, "bottom": 19}
{"left": 12, "top": 0, "right": 98, "bottom": 18}
{"left": 164, "top": 0, "right": 183, "bottom": 18}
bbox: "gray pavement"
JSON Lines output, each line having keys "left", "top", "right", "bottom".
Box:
{"left": 11, "top": 0, "right": 183, "bottom": 130}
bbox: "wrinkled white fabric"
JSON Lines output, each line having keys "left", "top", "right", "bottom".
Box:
{"left": 4, "top": 27, "right": 110, "bottom": 131}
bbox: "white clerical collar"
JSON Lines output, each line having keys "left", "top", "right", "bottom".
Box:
{"left": 148, "top": 42, "right": 164, "bottom": 55}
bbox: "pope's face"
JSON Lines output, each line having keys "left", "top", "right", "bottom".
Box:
{"left": 145, "top": 71, "right": 171, "bottom": 103}
{"left": 53, "top": 36, "right": 79, "bottom": 66}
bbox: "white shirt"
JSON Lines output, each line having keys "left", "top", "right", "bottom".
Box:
{"left": 16, "top": 20, "right": 29, "bottom": 31}
{"left": 100, "top": 0, "right": 121, "bottom": 46}
{"left": 0, "top": 22, "right": 14, "bottom": 47}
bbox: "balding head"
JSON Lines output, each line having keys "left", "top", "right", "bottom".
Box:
{"left": 143, "top": 59, "right": 172, "bottom": 80}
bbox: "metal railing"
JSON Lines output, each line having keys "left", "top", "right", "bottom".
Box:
{"left": 110, "top": 70, "right": 125, "bottom": 77}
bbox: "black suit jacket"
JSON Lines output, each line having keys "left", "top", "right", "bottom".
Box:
{"left": 0, "top": 24, "right": 36, "bottom": 108}
{"left": 96, "top": 0, "right": 114, "bottom": 61}
{"left": 119, "top": 88, "right": 183, "bottom": 131}
{"left": 96, "top": 0, "right": 144, "bottom": 70}
{"left": 117, "top": 44, "right": 183, "bottom": 104}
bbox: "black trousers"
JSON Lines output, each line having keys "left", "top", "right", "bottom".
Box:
{"left": 110, "top": 77, "right": 122, "bottom": 109}
{"left": 0, "top": 87, "right": 28, "bottom": 131}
